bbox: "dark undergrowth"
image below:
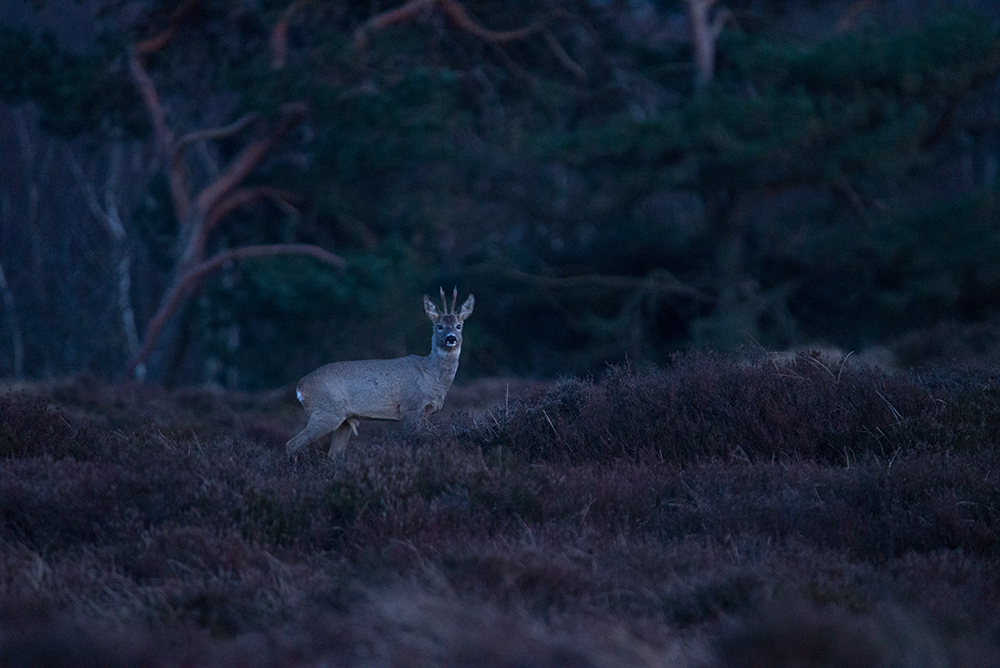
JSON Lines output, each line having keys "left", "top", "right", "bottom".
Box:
{"left": 1, "top": 352, "right": 999, "bottom": 667}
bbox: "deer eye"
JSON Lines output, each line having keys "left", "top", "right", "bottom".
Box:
{"left": 456, "top": 324, "right": 462, "bottom": 330}
{"left": 437, "top": 324, "right": 444, "bottom": 331}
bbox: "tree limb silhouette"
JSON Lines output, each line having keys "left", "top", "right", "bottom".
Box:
{"left": 353, "top": 0, "right": 586, "bottom": 80}
{"left": 123, "top": 28, "right": 343, "bottom": 381}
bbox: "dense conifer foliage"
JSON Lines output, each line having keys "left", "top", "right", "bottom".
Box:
{"left": 1, "top": 1, "right": 1000, "bottom": 384}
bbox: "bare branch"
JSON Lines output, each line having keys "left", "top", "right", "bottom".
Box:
{"left": 124, "top": 243, "right": 344, "bottom": 379}
{"left": 133, "top": 0, "right": 200, "bottom": 57}
{"left": 188, "top": 186, "right": 300, "bottom": 262}
{"left": 66, "top": 145, "right": 141, "bottom": 370}
{"left": 176, "top": 112, "right": 262, "bottom": 154}
{"left": 67, "top": 151, "right": 108, "bottom": 225}
{"left": 437, "top": 0, "right": 544, "bottom": 43}
{"left": 205, "top": 186, "right": 299, "bottom": 232}
{"left": 188, "top": 138, "right": 270, "bottom": 226}
{"left": 354, "top": 1, "right": 586, "bottom": 80}
{"left": 124, "top": 270, "right": 195, "bottom": 382}
{"left": 354, "top": 0, "right": 435, "bottom": 51}
{"left": 193, "top": 139, "right": 220, "bottom": 182}
{"left": 122, "top": 8, "right": 330, "bottom": 383}
{"left": 128, "top": 46, "right": 190, "bottom": 222}
{"left": 189, "top": 243, "right": 346, "bottom": 280}
{"left": 128, "top": 96, "right": 311, "bottom": 377}
{"left": 170, "top": 112, "right": 262, "bottom": 198}
{"left": 127, "top": 47, "right": 172, "bottom": 156}
{"left": 67, "top": 149, "right": 127, "bottom": 241}
{"left": 830, "top": 177, "right": 885, "bottom": 226}
{"left": 191, "top": 103, "right": 306, "bottom": 220}
{"left": 133, "top": 29, "right": 176, "bottom": 58}
{"left": 543, "top": 29, "right": 587, "bottom": 82}
{"left": 355, "top": 0, "right": 546, "bottom": 48}
{"left": 271, "top": 0, "right": 310, "bottom": 69}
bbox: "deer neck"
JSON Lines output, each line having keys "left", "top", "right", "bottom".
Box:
{"left": 426, "top": 344, "right": 461, "bottom": 386}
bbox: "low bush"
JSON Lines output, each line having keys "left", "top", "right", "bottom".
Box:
{"left": 1, "top": 352, "right": 998, "bottom": 666}
{"left": 466, "top": 352, "right": 939, "bottom": 466}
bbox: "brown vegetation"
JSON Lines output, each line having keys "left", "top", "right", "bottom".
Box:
{"left": 2, "top": 353, "right": 999, "bottom": 666}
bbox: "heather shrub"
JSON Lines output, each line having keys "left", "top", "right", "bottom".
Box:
{"left": 0, "top": 394, "right": 105, "bottom": 460}
{"left": 3, "top": 357, "right": 1000, "bottom": 666}
{"left": 656, "top": 456, "right": 1000, "bottom": 561}
{"left": 466, "top": 352, "right": 936, "bottom": 466}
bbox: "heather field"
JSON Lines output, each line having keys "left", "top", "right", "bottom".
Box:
{"left": 2, "top": 352, "right": 999, "bottom": 667}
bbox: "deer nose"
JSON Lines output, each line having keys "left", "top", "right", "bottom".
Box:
{"left": 445, "top": 333, "right": 458, "bottom": 346}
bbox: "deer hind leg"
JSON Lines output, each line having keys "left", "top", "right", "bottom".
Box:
{"left": 286, "top": 411, "right": 343, "bottom": 455}
{"left": 328, "top": 418, "right": 360, "bottom": 460}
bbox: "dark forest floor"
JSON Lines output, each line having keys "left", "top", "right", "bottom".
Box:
{"left": 2, "top": 352, "right": 1000, "bottom": 667}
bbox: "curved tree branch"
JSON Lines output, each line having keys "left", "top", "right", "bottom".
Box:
{"left": 353, "top": 0, "right": 586, "bottom": 80}
{"left": 124, "top": 243, "right": 345, "bottom": 379}
{"left": 123, "top": 14, "right": 326, "bottom": 384}
{"left": 187, "top": 243, "right": 346, "bottom": 283}
{"left": 133, "top": 0, "right": 200, "bottom": 57}
{"left": 271, "top": 0, "right": 310, "bottom": 69}
{"left": 191, "top": 103, "right": 307, "bottom": 222}
{"left": 128, "top": 46, "right": 190, "bottom": 223}
{"left": 353, "top": 0, "right": 435, "bottom": 50}
{"left": 437, "top": 0, "right": 545, "bottom": 43}
{"left": 206, "top": 186, "right": 299, "bottom": 232}
{"left": 176, "top": 112, "right": 261, "bottom": 155}
{"left": 543, "top": 28, "right": 586, "bottom": 82}
{"left": 127, "top": 47, "right": 172, "bottom": 157}
{"left": 189, "top": 186, "right": 300, "bottom": 262}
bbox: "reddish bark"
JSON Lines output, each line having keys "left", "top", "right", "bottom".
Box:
{"left": 353, "top": 0, "right": 585, "bottom": 80}
{"left": 122, "top": 29, "right": 343, "bottom": 381}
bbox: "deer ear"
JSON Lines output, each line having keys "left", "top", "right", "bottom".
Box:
{"left": 423, "top": 294, "right": 440, "bottom": 321}
{"left": 457, "top": 294, "right": 475, "bottom": 321}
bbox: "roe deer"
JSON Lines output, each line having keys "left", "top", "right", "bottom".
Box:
{"left": 286, "top": 288, "right": 475, "bottom": 459}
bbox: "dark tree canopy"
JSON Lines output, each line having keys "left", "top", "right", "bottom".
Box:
{"left": 1, "top": 0, "right": 999, "bottom": 386}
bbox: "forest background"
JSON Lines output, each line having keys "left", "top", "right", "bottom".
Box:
{"left": 2, "top": 0, "right": 1000, "bottom": 389}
